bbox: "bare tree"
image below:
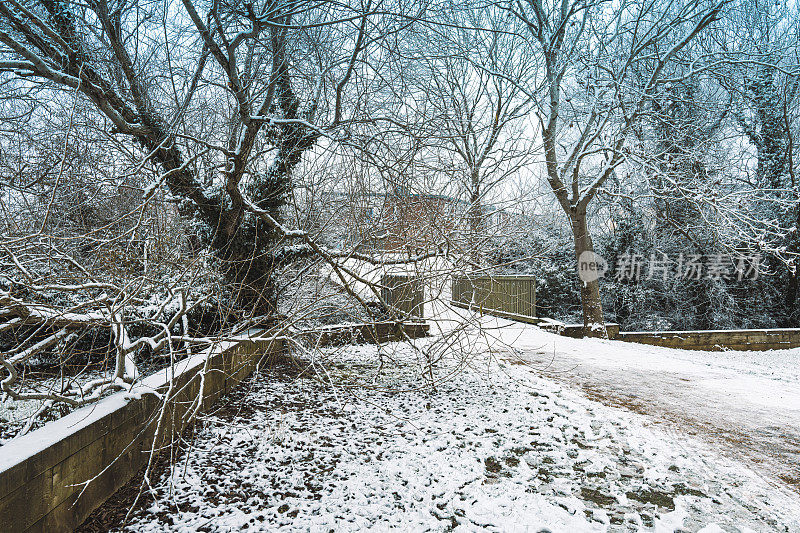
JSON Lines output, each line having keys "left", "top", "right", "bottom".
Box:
{"left": 505, "top": 0, "right": 724, "bottom": 333}
{"left": 0, "top": 0, "right": 458, "bottom": 431}
{"left": 409, "top": 6, "right": 536, "bottom": 264}
{"left": 714, "top": 0, "right": 800, "bottom": 315}
{"left": 0, "top": 0, "right": 398, "bottom": 318}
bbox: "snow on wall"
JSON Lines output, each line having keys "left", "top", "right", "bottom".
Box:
{"left": 0, "top": 333, "right": 284, "bottom": 533}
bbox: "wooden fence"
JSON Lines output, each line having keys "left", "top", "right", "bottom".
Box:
{"left": 381, "top": 274, "right": 425, "bottom": 318}
{"left": 451, "top": 275, "right": 536, "bottom": 319}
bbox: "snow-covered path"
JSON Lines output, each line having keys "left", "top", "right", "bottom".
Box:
{"left": 475, "top": 314, "right": 800, "bottom": 491}
{"left": 115, "top": 325, "right": 800, "bottom": 532}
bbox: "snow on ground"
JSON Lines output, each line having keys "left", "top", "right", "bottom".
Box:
{"left": 0, "top": 395, "right": 48, "bottom": 443}
{"left": 0, "top": 370, "right": 110, "bottom": 444}
{"left": 117, "top": 323, "right": 800, "bottom": 532}
{"left": 454, "top": 310, "right": 800, "bottom": 490}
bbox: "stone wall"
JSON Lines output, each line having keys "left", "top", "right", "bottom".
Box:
{"left": 617, "top": 329, "right": 800, "bottom": 351}
{"left": 0, "top": 318, "right": 432, "bottom": 533}
{"left": 545, "top": 323, "right": 620, "bottom": 339}
{"left": 302, "top": 321, "right": 430, "bottom": 347}
{"left": 542, "top": 322, "right": 800, "bottom": 350}
{"left": 0, "top": 335, "right": 283, "bottom": 533}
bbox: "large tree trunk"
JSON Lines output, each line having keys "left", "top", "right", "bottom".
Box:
{"left": 215, "top": 111, "right": 319, "bottom": 318}
{"left": 569, "top": 207, "right": 606, "bottom": 336}
{"left": 217, "top": 229, "right": 281, "bottom": 318}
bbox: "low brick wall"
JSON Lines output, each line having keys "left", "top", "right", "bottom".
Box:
{"left": 0, "top": 334, "right": 284, "bottom": 533}
{"left": 541, "top": 323, "right": 620, "bottom": 339}
{"left": 617, "top": 328, "right": 800, "bottom": 351}
{"left": 301, "top": 321, "right": 430, "bottom": 347}
{"left": 538, "top": 322, "right": 800, "bottom": 350}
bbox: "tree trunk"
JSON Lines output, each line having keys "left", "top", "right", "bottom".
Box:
{"left": 783, "top": 205, "right": 800, "bottom": 325}
{"left": 218, "top": 241, "right": 280, "bottom": 319}
{"left": 468, "top": 167, "right": 482, "bottom": 265}
{"left": 211, "top": 63, "right": 319, "bottom": 319}
{"left": 569, "top": 207, "right": 606, "bottom": 336}
{"left": 785, "top": 270, "right": 799, "bottom": 325}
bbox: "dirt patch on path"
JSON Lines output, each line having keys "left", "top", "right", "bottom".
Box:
{"left": 510, "top": 352, "right": 800, "bottom": 494}
{"left": 578, "top": 382, "right": 800, "bottom": 493}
